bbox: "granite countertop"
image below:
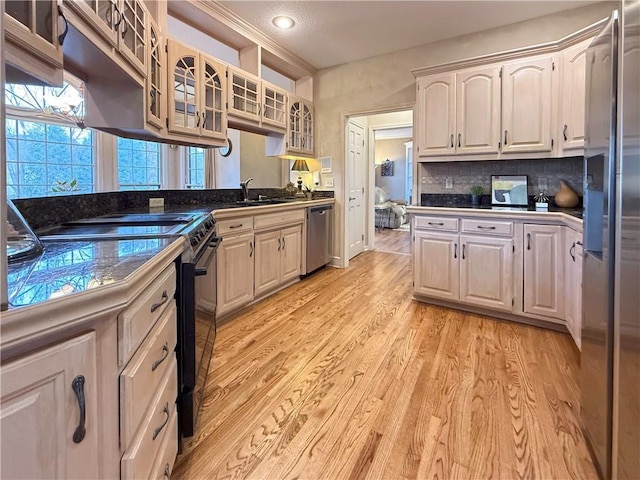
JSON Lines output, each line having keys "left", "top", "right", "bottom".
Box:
{"left": 6, "top": 237, "right": 178, "bottom": 310}
{"left": 417, "top": 202, "right": 583, "bottom": 218}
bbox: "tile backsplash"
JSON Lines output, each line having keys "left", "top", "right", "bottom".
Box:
{"left": 419, "top": 156, "right": 583, "bottom": 196}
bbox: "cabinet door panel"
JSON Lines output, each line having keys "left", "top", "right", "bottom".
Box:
{"left": 460, "top": 235, "right": 513, "bottom": 311}
{"left": 564, "top": 228, "right": 583, "bottom": 349}
{"left": 168, "top": 41, "right": 199, "bottom": 136}
{"left": 216, "top": 233, "right": 254, "bottom": 316}
{"left": 502, "top": 56, "right": 553, "bottom": 153}
{"left": 146, "top": 17, "right": 165, "bottom": 131}
{"left": 414, "top": 231, "right": 459, "bottom": 300}
{"left": 200, "top": 55, "right": 227, "bottom": 140}
{"left": 262, "top": 81, "right": 287, "bottom": 129}
{"left": 456, "top": 66, "right": 501, "bottom": 154}
{"left": 524, "top": 224, "right": 565, "bottom": 319}
{"left": 228, "top": 67, "right": 261, "bottom": 122}
{"left": 254, "top": 230, "right": 281, "bottom": 298}
{"left": 561, "top": 40, "right": 590, "bottom": 151}
{"left": 118, "top": 0, "right": 147, "bottom": 74}
{"left": 1, "top": 332, "right": 98, "bottom": 479}
{"left": 417, "top": 73, "right": 455, "bottom": 157}
{"left": 281, "top": 225, "right": 302, "bottom": 283}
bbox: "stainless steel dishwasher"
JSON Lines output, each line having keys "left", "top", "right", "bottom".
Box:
{"left": 306, "top": 204, "right": 332, "bottom": 274}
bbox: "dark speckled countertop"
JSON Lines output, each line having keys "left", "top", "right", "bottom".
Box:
{"left": 6, "top": 238, "right": 177, "bottom": 309}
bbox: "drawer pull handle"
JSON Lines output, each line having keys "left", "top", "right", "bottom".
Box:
{"left": 527, "top": 233, "right": 531, "bottom": 250}
{"left": 428, "top": 222, "right": 444, "bottom": 226}
{"left": 151, "top": 290, "right": 169, "bottom": 313}
{"left": 569, "top": 242, "right": 576, "bottom": 261}
{"left": 476, "top": 225, "right": 496, "bottom": 230}
{"left": 229, "top": 224, "right": 243, "bottom": 229}
{"left": 164, "top": 464, "right": 171, "bottom": 479}
{"left": 454, "top": 243, "right": 458, "bottom": 259}
{"left": 71, "top": 375, "right": 86, "bottom": 444}
{"left": 153, "top": 403, "right": 170, "bottom": 440}
{"left": 152, "top": 343, "right": 170, "bottom": 372}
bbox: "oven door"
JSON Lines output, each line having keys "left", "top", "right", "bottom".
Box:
{"left": 177, "top": 234, "right": 220, "bottom": 440}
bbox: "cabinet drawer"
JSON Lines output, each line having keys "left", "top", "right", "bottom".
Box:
{"left": 119, "top": 265, "right": 176, "bottom": 366}
{"left": 461, "top": 219, "right": 513, "bottom": 236}
{"left": 120, "top": 304, "right": 177, "bottom": 449}
{"left": 254, "top": 209, "right": 304, "bottom": 230}
{"left": 148, "top": 407, "right": 179, "bottom": 480}
{"left": 217, "top": 216, "right": 253, "bottom": 236}
{"left": 414, "top": 216, "right": 459, "bottom": 232}
{"left": 121, "top": 359, "right": 178, "bottom": 480}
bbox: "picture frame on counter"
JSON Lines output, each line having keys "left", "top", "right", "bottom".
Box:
{"left": 491, "top": 175, "right": 528, "bottom": 206}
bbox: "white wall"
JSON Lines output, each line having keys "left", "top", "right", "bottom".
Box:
{"left": 314, "top": 2, "right": 614, "bottom": 265}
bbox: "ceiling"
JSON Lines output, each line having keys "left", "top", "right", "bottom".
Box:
{"left": 219, "top": 1, "right": 600, "bottom": 70}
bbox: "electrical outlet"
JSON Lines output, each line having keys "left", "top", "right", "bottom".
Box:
{"left": 445, "top": 178, "right": 453, "bottom": 189}
{"left": 324, "top": 177, "right": 334, "bottom": 188}
{"left": 538, "top": 177, "right": 548, "bottom": 191}
{"left": 149, "top": 198, "right": 164, "bottom": 208}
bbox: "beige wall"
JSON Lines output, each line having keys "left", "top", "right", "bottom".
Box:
{"left": 314, "top": 2, "right": 614, "bottom": 265}
{"left": 238, "top": 131, "right": 284, "bottom": 187}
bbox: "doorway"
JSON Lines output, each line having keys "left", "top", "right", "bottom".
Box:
{"left": 346, "top": 109, "right": 413, "bottom": 259}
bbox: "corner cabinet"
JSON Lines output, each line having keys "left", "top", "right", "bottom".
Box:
{"left": 501, "top": 55, "right": 555, "bottom": 154}
{"left": 4, "top": 0, "right": 65, "bottom": 84}
{"left": 1, "top": 332, "right": 99, "bottom": 479}
{"left": 167, "top": 39, "right": 227, "bottom": 142}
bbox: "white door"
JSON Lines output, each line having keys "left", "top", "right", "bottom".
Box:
{"left": 347, "top": 120, "right": 366, "bottom": 259}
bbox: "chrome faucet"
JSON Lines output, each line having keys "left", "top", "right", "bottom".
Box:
{"left": 240, "top": 178, "right": 253, "bottom": 201}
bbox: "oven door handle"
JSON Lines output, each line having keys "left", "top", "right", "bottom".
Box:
{"left": 195, "top": 237, "right": 222, "bottom": 276}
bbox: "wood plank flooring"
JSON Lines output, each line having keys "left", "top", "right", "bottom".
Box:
{"left": 173, "top": 250, "right": 596, "bottom": 480}
{"left": 374, "top": 228, "right": 411, "bottom": 255}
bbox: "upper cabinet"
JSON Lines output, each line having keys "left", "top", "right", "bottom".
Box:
{"left": 145, "top": 15, "right": 164, "bottom": 133}
{"left": 560, "top": 39, "right": 592, "bottom": 153}
{"left": 416, "top": 73, "right": 455, "bottom": 156}
{"left": 167, "top": 39, "right": 227, "bottom": 142}
{"left": 228, "top": 67, "right": 261, "bottom": 123}
{"left": 117, "top": 0, "right": 147, "bottom": 74}
{"left": 261, "top": 81, "right": 288, "bottom": 129}
{"left": 4, "top": 0, "right": 65, "bottom": 84}
{"left": 501, "top": 55, "right": 554, "bottom": 154}
{"left": 288, "top": 95, "right": 314, "bottom": 155}
{"left": 64, "top": 0, "right": 118, "bottom": 47}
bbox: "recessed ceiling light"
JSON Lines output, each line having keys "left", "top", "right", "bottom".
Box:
{"left": 272, "top": 15, "right": 295, "bottom": 29}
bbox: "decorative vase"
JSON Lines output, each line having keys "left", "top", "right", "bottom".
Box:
{"left": 471, "top": 194, "right": 481, "bottom": 205}
{"left": 554, "top": 180, "right": 579, "bottom": 208}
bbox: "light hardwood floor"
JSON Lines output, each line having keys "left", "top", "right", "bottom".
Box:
{"left": 173, "top": 250, "right": 596, "bottom": 480}
{"left": 374, "top": 228, "right": 411, "bottom": 255}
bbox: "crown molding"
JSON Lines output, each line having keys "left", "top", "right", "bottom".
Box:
{"left": 412, "top": 17, "right": 608, "bottom": 78}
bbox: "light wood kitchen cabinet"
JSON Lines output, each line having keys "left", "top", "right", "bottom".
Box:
{"left": 4, "top": 0, "right": 65, "bottom": 84}
{"left": 523, "top": 224, "right": 565, "bottom": 320}
{"left": 64, "top": 0, "right": 118, "bottom": 47}
{"left": 565, "top": 228, "right": 583, "bottom": 349}
{"left": 413, "top": 218, "right": 514, "bottom": 312}
{"left": 501, "top": 55, "right": 555, "bottom": 154}
{"left": 416, "top": 73, "right": 455, "bottom": 156}
{"left": 288, "top": 95, "right": 314, "bottom": 155}
{"left": 459, "top": 235, "right": 513, "bottom": 312}
{"left": 560, "top": 39, "right": 591, "bottom": 153}
{"left": 1, "top": 332, "right": 99, "bottom": 479}
{"left": 413, "top": 231, "right": 459, "bottom": 300}
{"left": 216, "top": 231, "right": 255, "bottom": 317}
{"left": 455, "top": 66, "right": 501, "bottom": 155}
{"left": 167, "top": 39, "right": 227, "bottom": 142}
{"left": 254, "top": 225, "right": 302, "bottom": 298}
{"left": 145, "top": 15, "right": 165, "bottom": 133}
{"left": 261, "top": 80, "right": 288, "bottom": 129}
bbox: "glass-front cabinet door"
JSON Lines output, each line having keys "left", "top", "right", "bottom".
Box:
{"left": 64, "top": 0, "right": 118, "bottom": 46}
{"left": 228, "top": 67, "right": 260, "bottom": 122}
{"left": 168, "top": 41, "right": 199, "bottom": 135}
{"left": 200, "top": 56, "right": 226, "bottom": 140}
{"left": 262, "top": 81, "right": 287, "bottom": 129}
{"left": 4, "top": 0, "right": 63, "bottom": 69}
{"left": 288, "top": 98, "right": 303, "bottom": 152}
{"left": 118, "top": 0, "right": 146, "bottom": 74}
{"left": 146, "top": 17, "right": 164, "bottom": 131}
{"left": 301, "top": 102, "right": 314, "bottom": 154}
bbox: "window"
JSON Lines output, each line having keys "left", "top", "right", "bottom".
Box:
{"left": 117, "top": 138, "right": 161, "bottom": 190}
{"left": 5, "top": 80, "right": 94, "bottom": 199}
{"left": 186, "top": 146, "right": 206, "bottom": 189}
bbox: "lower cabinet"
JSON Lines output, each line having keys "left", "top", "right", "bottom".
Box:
{"left": 1, "top": 332, "right": 99, "bottom": 479}
{"left": 565, "top": 227, "right": 583, "bottom": 349}
{"left": 216, "top": 232, "right": 255, "bottom": 318}
{"left": 414, "top": 230, "right": 513, "bottom": 312}
{"left": 523, "top": 224, "right": 565, "bottom": 320}
{"left": 254, "top": 225, "right": 303, "bottom": 298}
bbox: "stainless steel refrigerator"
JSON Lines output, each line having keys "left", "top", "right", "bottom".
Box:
{"left": 581, "top": 1, "right": 640, "bottom": 478}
